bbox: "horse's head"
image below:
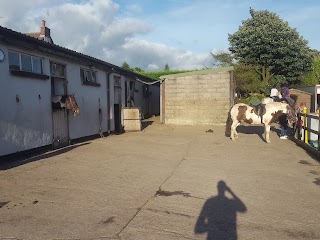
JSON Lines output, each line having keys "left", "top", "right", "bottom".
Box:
{"left": 66, "top": 94, "right": 80, "bottom": 116}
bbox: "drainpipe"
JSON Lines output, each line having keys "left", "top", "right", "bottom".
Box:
{"left": 106, "top": 68, "right": 115, "bottom": 134}
{"left": 160, "top": 78, "right": 166, "bottom": 124}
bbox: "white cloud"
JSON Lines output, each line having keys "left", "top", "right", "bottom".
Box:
{"left": 119, "top": 39, "right": 212, "bottom": 70}
{"left": 0, "top": 0, "right": 216, "bottom": 71}
{"left": 147, "top": 64, "right": 160, "bottom": 71}
{"left": 125, "top": 4, "right": 142, "bottom": 13}
{"left": 100, "top": 18, "right": 151, "bottom": 48}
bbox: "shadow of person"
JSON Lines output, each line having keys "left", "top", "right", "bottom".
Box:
{"left": 0, "top": 142, "right": 91, "bottom": 170}
{"left": 195, "top": 181, "right": 247, "bottom": 240}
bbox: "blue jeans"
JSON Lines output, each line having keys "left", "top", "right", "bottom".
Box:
{"left": 281, "top": 125, "right": 288, "bottom": 136}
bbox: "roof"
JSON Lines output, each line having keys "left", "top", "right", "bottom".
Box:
{"left": 160, "top": 66, "right": 234, "bottom": 79}
{"left": 290, "top": 88, "right": 313, "bottom": 95}
{"left": 25, "top": 32, "right": 41, "bottom": 38}
{"left": 25, "top": 32, "right": 54, "bottom": 44}
{"left": 0, "top": 25, "right": 156, "bottom": 84}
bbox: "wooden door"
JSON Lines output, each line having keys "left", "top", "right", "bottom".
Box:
{"left": 51, "top": 62, "right": 69, "bottom": 149}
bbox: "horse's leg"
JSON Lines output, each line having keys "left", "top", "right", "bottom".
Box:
{"left": 234, "top": 122, "right": 240, "bottom": 139}
{"left": 264, "top": 124, "right": 271, "bottom": 143}
{"left": 231, "top": 121, "right": 239, "bottom": 141}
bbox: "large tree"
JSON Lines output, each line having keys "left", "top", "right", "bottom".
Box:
{"left": 228, "top": 8, "right": 312, "bottom": 88}
{"left": 164, "top": 63, "right": 170, "bottom": 71}
{"left": 210, "top": 51, "right": 234, "bottom": 67}
{"left": 121, "top": 61, "right": 131, "bottom": 70}
{"left": 301, "top": 55, "right": 320, "bottom": 86}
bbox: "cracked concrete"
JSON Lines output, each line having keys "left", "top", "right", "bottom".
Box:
{"left": 0, "top": 117, "right": 320, "bottom": 240}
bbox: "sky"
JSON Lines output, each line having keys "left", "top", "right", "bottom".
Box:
{"left": 0, "top": 0, "right": 319, "bottom": 71}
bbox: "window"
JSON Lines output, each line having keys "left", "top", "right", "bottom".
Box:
{"left": 80, "top": 68, "right": 97, "bottom": 83}
{"left": 8, "top": 51, "right": 43, "bottom": 74}
{"left": 51, "top": 62, "right": 67, "bottom": 95}
{"left": 80, "top": 68, "right": 100, "bottom": 87}
{"left": 51, "top": 62, "right": 66, "bottom": 78}
{"left": 114, "top": 76, "right": 121, "bottom": 87}
{"left": 8, "top": 51, "right": 20, "bottom": 70}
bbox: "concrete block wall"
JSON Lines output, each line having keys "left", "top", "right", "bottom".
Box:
{"left": 164, "top": 71, "right": 232, "bottom": 125}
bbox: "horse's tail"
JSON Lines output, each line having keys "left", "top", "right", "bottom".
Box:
{"left": 225, "top": 109, "right": 233, "bottom": 137}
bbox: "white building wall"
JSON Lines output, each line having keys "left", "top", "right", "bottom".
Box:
{"left": 0, "top": 42, "right": 159, "bottom": 156}
{"left": 133, "top": 81, "right": 146, "bottom": 116}
{"left": 0, "top": 45, "right": 52, "bottom": 156}
{"left": 67, "top": 63, "right": 109, "bottom": 140}
{"left": 124, "top": 77, "right": 160, "bottom": 118}
{"left": 108, "top": 73, "right": 115, "bottom": 132}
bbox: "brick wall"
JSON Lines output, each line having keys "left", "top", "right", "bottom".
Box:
{"left": 290, "top": 89, "right": 312, "bottom": 113}
{"left": 164, "top": 71, "right": 232, "bottom": 125}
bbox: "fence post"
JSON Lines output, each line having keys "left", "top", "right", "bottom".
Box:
{"left": 303, "top": 107, "right": 308, "bottom": 144}
{"left": 318, "top": 109, "right": 320, "bottom": 151}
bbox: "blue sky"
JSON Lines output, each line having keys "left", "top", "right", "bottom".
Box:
{"left": 0, "top": 0, "right": 319, "bottom": 71}
{"left": 115, "top": 0, "right": 320, "bottom": 52}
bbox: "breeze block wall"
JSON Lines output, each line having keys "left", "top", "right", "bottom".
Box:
{"left": 162, "top": 67, "right": 234, "bottom": 125}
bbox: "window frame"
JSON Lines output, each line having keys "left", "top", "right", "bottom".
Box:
{"left": 9, "top": 50, "right": 43, "bottom": 74}
{"left": 8, "top": 50, "right": 48, "bottom": 80}
{"left": 80, "top": 67, "right": 101, "bottom": 87}
{"left": 51, "top": 62, "right": 67, "bottom": 78}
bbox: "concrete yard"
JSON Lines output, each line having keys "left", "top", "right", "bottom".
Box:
{"left": 0, "top": 117, "right": 320, "bottom": 240}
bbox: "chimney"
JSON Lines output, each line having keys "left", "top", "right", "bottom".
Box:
{"left": 40, "top": 20, "right": 53, "bottom": 43}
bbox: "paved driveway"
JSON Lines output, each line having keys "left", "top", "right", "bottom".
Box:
{"left": 1, "top": 117, "right": 320, "bottom": 240}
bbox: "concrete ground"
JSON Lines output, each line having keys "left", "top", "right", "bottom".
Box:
{"left": 0, "top": 117, "right": 320, "bottom": 240}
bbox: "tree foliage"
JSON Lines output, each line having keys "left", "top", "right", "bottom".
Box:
{"left": 139, "top": 70, "right": 193, "bottom": 80}
{"left": 228, "top": 8, "right": 312, "bottom": 87}
{"left": 121, "top": 61, "right": 131, "bottom": 70}
{"left": 300, "top": 56, "right": 320, "bottom": 86}
{"left": 133, "top": 67, "right": 143, "bottom": 73}
{"left": 210, "top": 51, "right": 234, "bottom": 67}
{"left": 164, "top": 64, "right": 170, "bottom": 71}
{"left": 234, "top": 63, "right": 261, "bottom": 97}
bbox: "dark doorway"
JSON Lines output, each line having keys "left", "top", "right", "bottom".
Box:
{"left": 114, "top": 104, "right": 122, "bottom": 134}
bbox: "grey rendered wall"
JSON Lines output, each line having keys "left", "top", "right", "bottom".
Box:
{"left": 124, "top": 78, "right": 160, "bottom": 118}
{"left": 164, "top": 71, "right": 231, "bottom": 125}
{"left": 66, "top": 63, "right": 109, "bottom": 140}
{"left": 0, "top": 45, "right": 52, "bottom": 156}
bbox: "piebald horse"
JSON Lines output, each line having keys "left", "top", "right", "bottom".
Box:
{"left": 52, "top": 94, "right": 80, "bottom": 116}
{"left": 225, "top": 102, "right": 294, "bottom": 143}
{"left": 261, "top": 97, "right": 274, "bottom": 104}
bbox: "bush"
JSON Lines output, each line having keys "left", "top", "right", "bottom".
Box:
{"left": 236, "top": 93, "right": 266, "bottom": 104}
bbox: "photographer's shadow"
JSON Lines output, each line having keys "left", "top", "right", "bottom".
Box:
{"left": 194, "top": 181, "right": 247, "bottom": 240}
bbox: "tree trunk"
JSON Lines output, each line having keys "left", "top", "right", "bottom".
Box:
{"left": 256, "top": 66, "right": 274, "bottom": 92}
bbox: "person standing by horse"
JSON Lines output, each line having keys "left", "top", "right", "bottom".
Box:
{"left": 281, "top": 83, "right": 294, "bottom": 106}
{"left": 279, "top": 83, "right": 295, "bottom": 139}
